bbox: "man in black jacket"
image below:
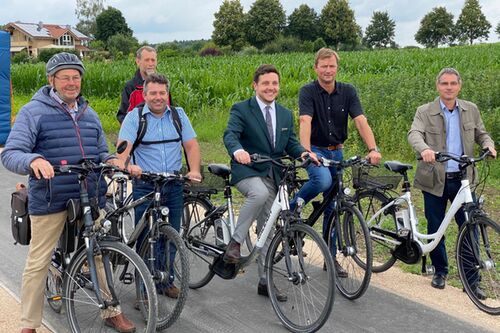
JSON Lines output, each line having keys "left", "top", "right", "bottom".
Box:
{"left": 116, "top": 46, "right": 160, "bottom": 124}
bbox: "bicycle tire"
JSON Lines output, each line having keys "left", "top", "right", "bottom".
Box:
{"left": 355, "top": 190, "right": 398, "bottom": 273}
{"left": 45, "top": 265, "right": 63, "bottom": 313}
{"left": 328, "top": 204, "right": 372, "bottom": 300}
{"left": 456, "top": 215, "right": 500, "bottom": 315}
{"left": 245, "top": 220, "right": 258, "bottom": 253}
{"left": 182, "top": 195, "right": 216, "bottom": 289}
{"left": 139, "top": 223, "right": 190, "bottom": 330}
{"left": 105, "top": 197, "right": 135, "bottom": 243}
{"left": 266, "top": 222, "right": 335, "bottom": 333}
{"left": 64, "top": 241, "right": 157, "bottom": 333}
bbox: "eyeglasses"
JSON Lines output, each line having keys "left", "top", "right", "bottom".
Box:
{"left": 54, "top": 75, "right": 82, "bottom": 83}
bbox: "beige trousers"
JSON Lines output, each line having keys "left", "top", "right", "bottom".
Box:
{"left": 21, "top": 210, "right": 120, "bottom": 329}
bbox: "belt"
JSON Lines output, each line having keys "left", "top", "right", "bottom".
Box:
{"left": 445, "top": 172, "right": 462, "bottom": 180}
{"left": 315, "top": 144, "right": 344, "bottom": 151}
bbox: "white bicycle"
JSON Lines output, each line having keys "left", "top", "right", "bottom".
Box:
{"left": 353, "top": 150, "right": 499, "bottom": 315}
{"left": 182, "top": 154, "right": 335, "bottom": 333}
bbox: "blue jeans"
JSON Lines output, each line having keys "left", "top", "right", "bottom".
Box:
{"left": 423, "top": 178, "right": 477, "bottom": 283}
{"left": 133, "top": 179, "right": 183, "bottom": 289}
{"left": 291, "top": 146, "right": 343, "bottom": 256}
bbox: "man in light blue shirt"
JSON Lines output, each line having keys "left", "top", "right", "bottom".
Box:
{"left": 117, "top": 73, "right": 201, "bottom": 299}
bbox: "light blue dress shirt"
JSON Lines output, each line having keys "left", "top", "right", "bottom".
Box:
{"left": 119, "top": 104, "right": 196, "bottom": 172}
{"left": 440, "top": 99, "right": 462, "bottom": 172}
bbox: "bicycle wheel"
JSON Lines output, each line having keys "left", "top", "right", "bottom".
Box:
{"left": 64, "top": 241, "right": 157, "bottom": 333}
{"left": 266, "top": 222, "right": 335, "bottom": 332}
{"left": 245, "top": 220, "right": 258, "bottom": 253}
{"left": 45, "top": 265, "right": 63, "bottom": 313}
{"left": 329, "top": 204, "right": 372, "bottom": 300}
{"left": 139, "top": 223, "right": 189, "bottom": 330}
{"left": 105, "top": 197, "right": 135, "bottom": 243}
{"left": 355, "top": 190, "right": 398, "bottom": 273}
{"left": 456, "top": 215, "right": 500, "bottom": 315}
{"left": 182, "top": 196, "right": 216, "bottom": 289}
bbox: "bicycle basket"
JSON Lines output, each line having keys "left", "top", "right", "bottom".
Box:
{"left": 351, "top": 164, "right": 403, "bottom": 190}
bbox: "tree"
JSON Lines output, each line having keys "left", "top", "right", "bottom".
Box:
{"left": 244, "top": 0, "right": 286, "bottom": 49}
{"left": 95, "top": 6, "right": 133, "bottom": 43}
{"left": 212, "top": 0, "right": 246, "bottom": 51}
{"left": 415, "top": 7, "right": 454, "bottom": 48}
{"left": 496, "top": 22, "right": 500, "bottom": 38}
{"left": 75, "top": 0, "right": 105, "bottom": 37}
{"left": 106, "top": 33, "right": 139, "bottom": 58}
{"left": 320, "top": 0, "right": 361, "bottom": 49}
{"left": 285, "top": 4, "right": 320, "bottom": 42}
{"left": 363, "top": 11, "right": 395, "bottom": 48}
{"left": 455, "top": 0, "right": 491, "bottom": 45}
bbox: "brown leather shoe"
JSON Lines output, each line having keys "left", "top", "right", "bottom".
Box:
{"left": 104, "top": 313, "right": 136, "bottom": 333}
{"left": 163, "top": 285, "right": 180, "bottom": 299}
{"left": 20, "top": 329, "right": 36, "bottom": 333}
{"left": 223, "top": 239, "right": 241, "bottom": 264}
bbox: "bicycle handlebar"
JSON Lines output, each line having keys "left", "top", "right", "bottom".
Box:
{"left": 249, "top": 153, "right": 311, "bottom": 169}
{"left": 319, "top": 155, "right": 367, "bottom": 168}
{"left": 417, "top": 149, "right": 492, "bottom": 165}
{"left": 138, "top": 171, "right": 190, "bottom": 184}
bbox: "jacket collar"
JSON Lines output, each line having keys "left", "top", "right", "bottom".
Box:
{"left": 430, "top": 97, "right": 468, "bottom": 116}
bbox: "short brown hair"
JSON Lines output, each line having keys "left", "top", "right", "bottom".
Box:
{"left": 143, "top": 73, "right": 169, "bottom": 93}
{"left": 436, "top": 67, "right": 461, "bottom": 84}
{"left": 314, "top": 47, "right": 340, "bottom": 66}
{"left": 253, "top": 64, "right": 280, "bottom": 83}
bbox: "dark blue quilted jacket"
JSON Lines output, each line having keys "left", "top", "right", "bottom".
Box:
{"left": 1, "top": 86, "right": 111, "bottom": 215}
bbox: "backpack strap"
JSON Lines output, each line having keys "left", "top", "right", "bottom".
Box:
{"left": 170, "top": 106, "right": 191, "bottom": 171}
{"left": 129, "top": 102, "right": 147, "bottom": 162}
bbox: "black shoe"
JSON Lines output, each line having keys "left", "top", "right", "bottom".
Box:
{"left": 223, "top": 239, "right": 241, "bottom": 264}
{"left": 334, "top": 260, "right": 348, "bottom": 278}
{"left": 258, "top": 282, "right": 287, "bottom": 302}
{"left": 431, "top": 274, "right": 446, "bottom": 289}
{"left": 464, "top": 285, "right": 487, "bottom": 300}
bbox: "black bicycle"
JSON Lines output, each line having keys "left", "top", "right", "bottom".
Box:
{"left": 44, "top": 160, "right": 158, "bottom": 332}
{"left": 105, "top": 170, "right": 190, "bottom": 330}
{"left": 292, "top": 156, "right": 373, "bottom": 300}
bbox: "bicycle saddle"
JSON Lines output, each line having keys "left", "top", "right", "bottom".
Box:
{"left": 208, "top": 164, "right": 231, "bottom": 178}
{"left": 384, "top": 161, "right": 413, "bottom": 174}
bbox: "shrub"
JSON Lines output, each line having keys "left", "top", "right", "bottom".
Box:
{"left": 38, "top": 49, "right": 80, "bottom": 63}
{"left": 12, "top": 51, "right": 31, "bottom": 64}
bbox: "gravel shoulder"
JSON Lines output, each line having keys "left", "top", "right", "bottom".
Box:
{"left": 369, "top": 266, "right": 499, "bottom": 332}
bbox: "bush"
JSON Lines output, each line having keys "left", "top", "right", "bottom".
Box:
{"left": 157, "top": 48, "right": 181, "bottom": 58}
{"left": 38, "top": 48, "right": 80, "bottom": 63}
{"left": 312, "top": 38, "right": 327, "bottom": 51}
{"left": 12, "top": 51, "right": 31, "bottom": 64}
{"left": 238, "top": 46, "right": 259, "bottom": 56}
{"left": 262, "top": 35, "right": 305, "bottom": 54}
{"left": 199, "top": 42, "right": 223, "bottom": 57}
{"left": 107, "top": 33, "right": 139, "bottom": 58}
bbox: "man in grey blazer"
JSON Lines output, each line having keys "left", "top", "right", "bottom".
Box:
{"left": 408, "top": 67, "right": 496, "bottom": 294}
{"left": 223, "top": 64, "right": 316, "bottom": 301}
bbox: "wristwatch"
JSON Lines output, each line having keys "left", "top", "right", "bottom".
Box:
{"left": 368, "top": 147, "right": 380, "bottom": 153}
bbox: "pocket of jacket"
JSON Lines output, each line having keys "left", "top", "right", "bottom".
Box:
{"left": 415, "top": 162, "right": 436, "bottom": 188}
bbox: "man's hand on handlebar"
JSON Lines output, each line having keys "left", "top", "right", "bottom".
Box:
{"left": 234, "top": 149, "right": 252, "bottom": 165}
{"left": 420, "top": 148, "right": 436, "bottom": 163}
{"left": 30, "top": 157, "right": 54, "bottom": 179}
{"left": 186, "top": 171, "right": 202, "bottom": 183}
{"left": 367, "top": 150, "right": 382, "bottom": 165}
{"left": 301, "top": 151, "right": 320, "bottom": 165}
{"left": 485, "top": 146, "right": 497, "bottom": 159}
{"left": 127, "top": 164, "right": 142, "bottom": 178}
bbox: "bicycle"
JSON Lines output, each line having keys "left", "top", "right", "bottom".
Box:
{"left": 105, "top": 170, "right": 190, "bottom": 330}
{"left": 182, "top": 154, "right": 335, "bottom": 333}
{"left": 292, "top": 156, "right": 373, "bottom": 300}
{"left": 43, "top": 160, "right": 158, "bottom": 332}
{"left": 353, "top": 150, "right": 499, "bottom": 315}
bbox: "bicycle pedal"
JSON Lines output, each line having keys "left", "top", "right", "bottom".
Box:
{"left": 47, "top": 295, "right": 62, "bottom": 301}
{"left": 122, "top": 273, "right": 133, "bottom": 284}
{"left": 237, "top": 268, "right": 245, "bottom": 275}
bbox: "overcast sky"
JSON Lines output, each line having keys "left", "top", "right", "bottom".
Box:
{"left": 3, "top": 0, "right": 499, "bottom": 46}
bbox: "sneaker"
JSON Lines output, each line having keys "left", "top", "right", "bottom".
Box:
{"left": 104, "top": 313, "right": 136, "bottom": 333}
{"left": 257, "top": 282, "right": 287, "bottom": 302}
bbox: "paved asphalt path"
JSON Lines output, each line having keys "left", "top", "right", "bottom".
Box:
{"left": 0, "top": 162, "right": 491, "bottom": 333}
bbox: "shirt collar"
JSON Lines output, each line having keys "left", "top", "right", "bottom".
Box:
{"left": 49, "top": 88, "right": 78, "bottom": 112}
{"left": 315, "top": 80, "right": 340, "bottom": 95}
{"left": 439, "top": 99, "right": 458, "bottom": 113}
{"left": 141, "top": 103, "right": 171, "bottom": 117}
{"left": 255, "top": 95, "right": 276, "bottom": 112}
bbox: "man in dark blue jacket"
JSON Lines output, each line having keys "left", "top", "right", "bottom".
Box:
{"left": 1, "top": 53, "right": 134, "bottom": 333}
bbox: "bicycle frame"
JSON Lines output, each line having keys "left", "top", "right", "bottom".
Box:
{"left": 367, "top": 178, "right": 474, "bottom": 255}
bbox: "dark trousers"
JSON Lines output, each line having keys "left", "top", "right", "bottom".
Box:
{"left": 133, "top": 180, "right": 183, "bottom": 289}
{"left": 422, "top": 177, "right": 477, "bottom": 284}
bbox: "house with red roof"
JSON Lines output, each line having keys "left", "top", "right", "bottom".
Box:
{"left": 3, "top": 21, "right": 92, "bottom": 58}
